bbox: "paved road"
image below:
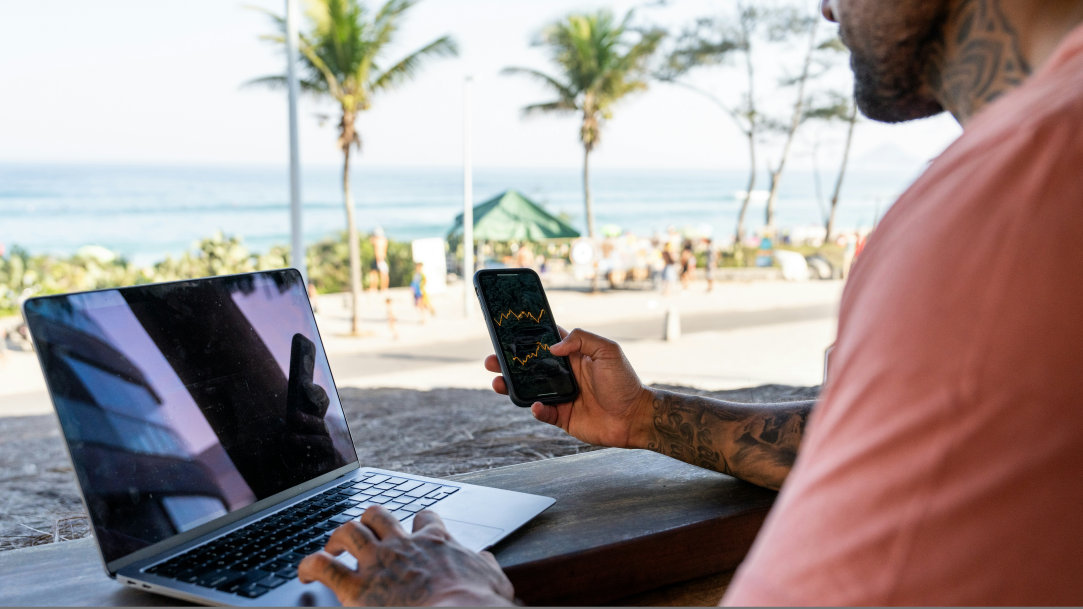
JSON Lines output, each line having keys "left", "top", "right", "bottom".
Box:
{"left": 2, "top": 301, "right": 836, "bottom": 416}
{"left": 328, "top": 302, "right": 837, "bottom": 377}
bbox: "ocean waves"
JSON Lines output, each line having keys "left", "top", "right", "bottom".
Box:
{"left": 0, "top": 163, "right": 917, "bottom": 266}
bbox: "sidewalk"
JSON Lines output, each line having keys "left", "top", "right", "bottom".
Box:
{"left": 0, "top": 278, "right": 843, "bottom": 417}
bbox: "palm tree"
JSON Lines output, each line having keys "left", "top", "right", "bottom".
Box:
{"left": 503, "top": 10, "right": 663, "bottom": 241}
{"left": 251, "top": 0, "right": 457, "bottom": 335}
{"left": 659, "top": 3, "right": 759, "bottom": 249}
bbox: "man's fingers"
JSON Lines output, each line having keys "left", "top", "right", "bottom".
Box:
{"left": 479, "top": 550, "right": 500, "bottom": 570}
{"left": 479, "top": 549, "right": 515, "bottom": 598}
{"left": 411, "top": 510, "right": 450, "bottom": 540}
{"left": 324, "top": 521, "right": 376, "bottom": 558}
{"left": 485, "top": 355, "right": 509, "bottom": 395}
{"left": 302, "top": 381, "right": 331, "bottom": 416}
{"left": 361, "top": 505, "right": 405, "bottom": 540}
{"left": 556, "top": 325, "right": 569, "bottom": 339}
{"left": 288, "top": 408, "right": 329, "bottom": 433}
{"left": 531, "top": 402, "right": 559, "bottom": 426}
{"left": 298, "top": 551, "right": 358, "bottom": 595}
{"left": 549, "top": 327, "right": 612, "bottom": 358}
{"left": 411, "top": 509, "right": 444, "bottom": 531}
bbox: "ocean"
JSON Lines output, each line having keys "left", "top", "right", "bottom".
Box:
{"left": 0, "top": 163, "right": 921, "bottom": 266}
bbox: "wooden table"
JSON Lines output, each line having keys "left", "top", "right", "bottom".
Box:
{"left": 0, "top": 448, "right": 775, "bottom": 606}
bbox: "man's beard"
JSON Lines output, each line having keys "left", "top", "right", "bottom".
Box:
{"left": 845, "top": 8, "right": 948, "bottom": 123}
{"left": 852, "top": 51, "right": 944, "bottom": 122}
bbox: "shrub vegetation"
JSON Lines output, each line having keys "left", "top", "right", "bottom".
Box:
{"left": 0, "top": 231, "right": 418, "bottom": 316}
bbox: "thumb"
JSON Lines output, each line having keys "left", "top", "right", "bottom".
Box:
{"left": 549, "top": 327, "right": 612, "bottom": 358}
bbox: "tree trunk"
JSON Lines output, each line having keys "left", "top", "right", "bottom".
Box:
{"left": 735, "top": 22, "right": 758, "bottom": 250}
{"left": 764, "top": 17, "right": 819, "bottom": 233}
{"left": 342, "top": 146, "right": 363, "bottom": 336}
{"left": 582, "top": 144, "right": 596, "bottom": 240}
{"left": 734, "top": 129, "right": 756, "bottom": 248}
{"left": 734, "top": 8, "right": 758, "bottom": 262}
{"left": 583, "top": 143, "right": 600, "bottom": 292}
{"left": 765, "top": 167, "right": 782, "bottom": 231}
{"left": 826, "top": 102, "right": 858, "bottom": 244}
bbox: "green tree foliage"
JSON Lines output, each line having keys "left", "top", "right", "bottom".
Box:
{"left": 1, "top": 247, "right": 150, "bottom": 314}
{"left": 659, "top": 2, "right": 758, "bottom": 247}
{"left": 307, "top": 231, "right": 413, "bottom": 293}
{"left": 503, "top": 9, "right": 664, "bottom": 241}
{"left": 0, "top": 233, "right": 415, "bottom": 316}
{"left": 153, "top": 233, "right": 287, "bottom": 282}
{"left": 662, "top": 2, "right": 845, "bottom": 246}
{"left": 250, "top": 0, "right": 457, "bottom": 335}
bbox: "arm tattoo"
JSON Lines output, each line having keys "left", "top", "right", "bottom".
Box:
{"left": 646, "top": 390, "right": 812, "bottom": 490}
{"left": 929, "top": 0, "right": 1031, "bottom": 119}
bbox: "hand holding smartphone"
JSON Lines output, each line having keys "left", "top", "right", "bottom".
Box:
{"left": 474, "top": 268, "right": 579, "bottom": 407}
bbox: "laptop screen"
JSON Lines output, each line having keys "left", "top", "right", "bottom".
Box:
{"left": 24, "top": 270, "right": 358, "bottom": 564}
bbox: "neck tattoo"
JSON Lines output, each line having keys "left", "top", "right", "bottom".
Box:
{"left": 929, "top": 0, "right": 1032, "bottom": 121}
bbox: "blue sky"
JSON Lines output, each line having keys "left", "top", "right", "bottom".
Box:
{"left": 0, "top": 0, "right": 961, "bottom": 171}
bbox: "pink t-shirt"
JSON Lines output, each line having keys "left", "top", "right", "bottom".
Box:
{"left": 725, "top": 25, "right": 1083, "bottom": 606}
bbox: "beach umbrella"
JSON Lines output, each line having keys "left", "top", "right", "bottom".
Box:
{"left": 448, "top": 190, "right": 581, "bottom": 242}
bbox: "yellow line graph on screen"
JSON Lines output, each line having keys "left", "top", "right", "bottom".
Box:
{"left": 494, "top": 308, "right": 546, "bottom": 326}
{"left": 511, "top": 342, "right": 551, "bottom": 366}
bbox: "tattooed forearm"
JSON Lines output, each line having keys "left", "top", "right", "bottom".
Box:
{"left": 646, "top": 390, "right": 813, "bottom": 490}
{"left": 928, "top": 0, "right": 1031, "bottom": 121}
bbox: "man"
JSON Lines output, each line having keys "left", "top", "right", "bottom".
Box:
{"left": 299, "top": 0, "right": 1083, "bottom": 604}
{"left": 367, "top": 227, "right": 389, "bottom": 292}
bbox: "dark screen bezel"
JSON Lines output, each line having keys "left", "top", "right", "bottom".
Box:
{"left": 21, "top": 268, "right": 361, "bottom": 574}
{"left": 473, "top": 268, "right": 579, "bottom": 407}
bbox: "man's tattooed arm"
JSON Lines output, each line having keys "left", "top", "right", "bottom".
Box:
{"left": 645, "top": 389, "right": 813, "bottom": 491}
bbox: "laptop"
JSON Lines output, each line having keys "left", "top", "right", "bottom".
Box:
{"left": 23, "top": 268, "right": 554, "bottom": 606}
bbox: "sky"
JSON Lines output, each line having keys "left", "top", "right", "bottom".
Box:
{"left": 0, "top": 0, "right": 962, "bottom": 171}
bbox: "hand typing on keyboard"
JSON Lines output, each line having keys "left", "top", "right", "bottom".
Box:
{"left": 298, "top": 506, "right": 515, "bottom": 606}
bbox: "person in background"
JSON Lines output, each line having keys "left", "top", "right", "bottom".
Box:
{"left": 367, "top": 227, "right": 390, "bottom": 292}
{"left": 514, "top": 242, "right": 536, "bottom": 269}
{"left": 679, "top": 240, "right": 697, "bottom": 289}
{"left": 755, "top": 231, "right": 774, "bottom": 268}
{"left": 704, "top": 238, "right": 718, "bottom": 292}
{"left": 410, "top": 262, "right": 435, "bottom": 323}
{"left": 298, "top": 0, "right": 1083, "bottom": 604}
{"left": 660, "top": 241, "right": 679, "bottom": 296}
{"left": 385, "top": 296, "right": 398, "bottom": 340}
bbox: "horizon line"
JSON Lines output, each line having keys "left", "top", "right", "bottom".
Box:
{"left": 0, "top": 159, "right": 918, "bottom": 174}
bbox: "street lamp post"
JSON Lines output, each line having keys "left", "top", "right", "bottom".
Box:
{"left": 463, "top": 75, "right": 474, "bottom": 317}
{"left": 285, "top": 0, "right": 306, "bottom": 282}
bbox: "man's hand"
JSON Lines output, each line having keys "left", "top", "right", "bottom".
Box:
{"left": 485, "top": 327, "right": 654, "bottom": 450}
{"left": 488, "top": 327, "right": 814, "bottom": 489}
{"left": 283, "top": 333, "right": 344, "bottom": 480}
{"left": 298, "top": 507, "right": 514, "bottom": 606}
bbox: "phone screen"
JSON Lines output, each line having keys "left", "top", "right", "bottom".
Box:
{"left": 476, "top": 270, "right": 577, "bottom": 405}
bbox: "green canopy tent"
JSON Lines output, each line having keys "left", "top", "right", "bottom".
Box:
{"left": 448, "top": 190, "right": 580, "bottom": 242}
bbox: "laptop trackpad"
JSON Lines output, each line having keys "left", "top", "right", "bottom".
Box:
{"left": 443, "top": 519, "right": 504, "bottom": 551}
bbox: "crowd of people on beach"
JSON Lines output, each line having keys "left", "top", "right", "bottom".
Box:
{"left": 557, "top": 225, "right": 866, "bottom": 293}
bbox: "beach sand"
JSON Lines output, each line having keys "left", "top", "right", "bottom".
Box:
{"left": 0, "top": 276, "right": 840, "bottom": 551}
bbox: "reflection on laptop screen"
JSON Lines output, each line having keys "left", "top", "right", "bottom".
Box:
{"left": 24, "top": 270, "right": 357, "bottom": 564}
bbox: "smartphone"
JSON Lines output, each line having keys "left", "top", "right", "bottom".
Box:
{"left": 474, "top": 268, "right": 579, "bottom": 407}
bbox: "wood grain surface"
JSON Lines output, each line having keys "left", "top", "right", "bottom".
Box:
{"left": 0, "top": 448, "right": 774, "bottom": 606}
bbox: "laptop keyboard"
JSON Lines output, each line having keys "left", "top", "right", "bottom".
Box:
{"left": 143, "top": 472, "right": 459, "bottom": 599}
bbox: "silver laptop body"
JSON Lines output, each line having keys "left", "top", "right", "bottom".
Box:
{"left": 23, "top": 269, "right": 553, "bottom": 606}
